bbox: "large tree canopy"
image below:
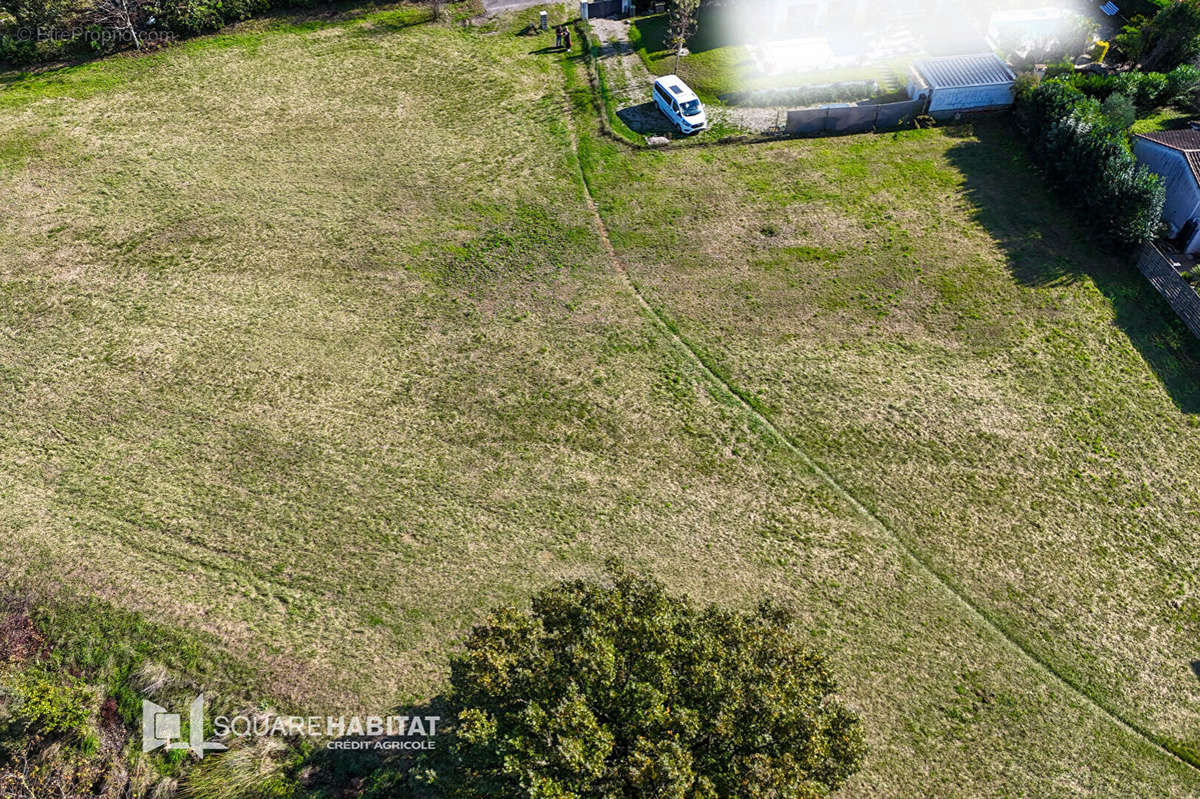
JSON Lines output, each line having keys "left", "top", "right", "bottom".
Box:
{"left": 427, "top": 567, "right": 865, "bottom": 799}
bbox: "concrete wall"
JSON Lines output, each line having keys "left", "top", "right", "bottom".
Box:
{"left": 785, "top": 100, "right": 921, "bottom": 135}
{"left": 1133, "top": 138, "right": 1200, "bottom": 253}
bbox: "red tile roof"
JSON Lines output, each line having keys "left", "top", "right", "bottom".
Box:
{"left": 1136, "top": 129, "right": 1200, "bottom": 185}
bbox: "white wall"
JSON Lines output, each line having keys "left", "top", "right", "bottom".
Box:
{"left": 1133, "top": 138, "right": 1200, "bottom": 253}
{"left": 927, "top": 83, "right": 1013, "bottom": 115}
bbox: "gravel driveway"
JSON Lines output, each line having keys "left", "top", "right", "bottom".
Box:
{"left": 587, "top": 17, "right": 788, "bottom": 137}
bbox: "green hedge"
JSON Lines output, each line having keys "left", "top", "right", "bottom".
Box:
{"left": 0, "top": 0, "right": 409, "bottom": 66}
{"left": 1015, "top": 78, "right": 1165, "bottom": 247}
{"left": 1064, "top": 64, "right": 1200, "bottom": 110}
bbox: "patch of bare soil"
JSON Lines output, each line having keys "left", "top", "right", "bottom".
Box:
{"left": 0, "top": 613, "right": 47, "bottom": 666}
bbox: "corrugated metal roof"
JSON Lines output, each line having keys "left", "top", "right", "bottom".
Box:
{"left": 912, "top": 53, "right": 1015, "bottom": 90}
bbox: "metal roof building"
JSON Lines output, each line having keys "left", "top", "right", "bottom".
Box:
{"left": 907, "top": 53, "right": 1016, "bottom": 119}
{"left": 1133, "top": 129, "right": 1200, "bottom": 254}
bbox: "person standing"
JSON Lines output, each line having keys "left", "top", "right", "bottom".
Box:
{"left": 563, "top": 27, "right": 571, "bottom": 51}
{"left": 554, "top": 25, "right": 562, "bottom": 49}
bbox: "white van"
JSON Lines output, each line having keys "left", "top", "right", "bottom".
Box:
{"left": 652, "top": 75, "right": 707, "bottom": 134}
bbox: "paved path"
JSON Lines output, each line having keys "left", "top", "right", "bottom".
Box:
{"left": 482, "top": 0, "right": 560, "bottom": 14}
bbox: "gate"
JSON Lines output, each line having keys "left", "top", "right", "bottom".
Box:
{"left": 585, "top": 0, "right": 622, "bottom": 17}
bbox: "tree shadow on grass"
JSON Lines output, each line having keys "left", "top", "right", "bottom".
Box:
{"left": 291, "top": 696, "right": 450, "bottom": 797}
{"left": 943, "top": 120, "right": 1200, "bottom": 414}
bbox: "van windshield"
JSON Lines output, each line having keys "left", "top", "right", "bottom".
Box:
{"left": 680, "top": 99, "right": 702, "bottom": 116}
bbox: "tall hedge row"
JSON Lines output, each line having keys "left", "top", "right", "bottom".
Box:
{"left": 0, "top": 0, "right": 377, "bottom": 65}
{"left": 1016, "top": 79, "right": 1165, "bottom": 247}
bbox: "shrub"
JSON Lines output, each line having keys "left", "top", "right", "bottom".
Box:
{"left": 1060, "top": 66, "right": 1199, "bottom": 111}
{"left": 1044, "top": 57, "right": 1076, "bottom": 80}
{"left": 1013, "top": 71, "right": 1041, "bottom": 102}
{"left": 0, "top": 666, "right": 95, "bottom": 741}
{"left": 1016, "top": 79, "right": 1165, "bottom": 246}
{"left": 428, "top": 566, "right": 866, "bottom": 799}
{"left": 1134, "top": 0, "right": 1200, "bottom": 71}
{"left": 0, "top": 32, "right": 36, "bottom": 64}
{"left": 1134, "top": 70, "right": 1169, "bottom": 107}
{"left": 1165, "top": 63, "right": 1200, "bottom": 103}
{"left": 1102, "top": 92, "right": 1137, "bottom": 130}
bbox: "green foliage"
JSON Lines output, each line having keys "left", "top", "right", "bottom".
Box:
{"left": 1101, "top": 92, "right": 1137, "bottom": 130}
{"left": 1165, "top": 63, "right": 1200, "bottom": 103}
{"left": 1013, "top": 71, "right": 1041, "bottom": 103}
{"left": 0, "top": 666, "right": 95, "bottom": 741}
{"left": 1043, "top": 58, "right": 1075, "bottom": 80}
{"left": 1060, "top": 65, "right": 1200, "bottom": 111}
{"left": 427, "top": 567, "right": 865, "bottom": 799}
{"left": 0, "top": 33, "right": 36, "bottom": 64}
{"left": 147, "top": 0, "right": 270, "bottom": 38}
{"left": 1124, "top": 0, "right": 1200, "bottom": 71}
{"left": 0, "top": 0, "right": 434, "bottom": 65}
{"left": 31, "top": 598, "right": 264, "bottom": 727}
{"left": 1016, "top": 79, "right": 1165, "bottom": 246}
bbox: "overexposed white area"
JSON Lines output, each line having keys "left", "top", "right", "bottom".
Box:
{"left": 723, "top": 0, "right": 1083, "bottom": 78}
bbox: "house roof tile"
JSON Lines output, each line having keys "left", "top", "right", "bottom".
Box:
{"left": 1135, "top": 129, "right": 1200, "bottom": 185}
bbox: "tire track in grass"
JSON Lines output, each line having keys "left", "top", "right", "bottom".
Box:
{"left": 554, "top": 79, "right": 1200, "bottom": 778}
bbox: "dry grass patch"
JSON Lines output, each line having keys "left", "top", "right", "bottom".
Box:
{"left": 0, "top": 7, "right": 1196, "bottom": 797}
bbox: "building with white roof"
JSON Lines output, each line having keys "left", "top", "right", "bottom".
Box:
{"left": 907, "top": 53, "right": 1016, "bottom": 119}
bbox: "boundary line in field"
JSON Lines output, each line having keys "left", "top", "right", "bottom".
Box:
{"left": 555, "top": 71, "right": 1200, "bottom": 777}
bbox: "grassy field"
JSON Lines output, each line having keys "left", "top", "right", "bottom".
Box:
{"left": 1132, "top": 105, "right": 1200, "bottom": 133}
{"left": 570, "top": 49, "right": 1200, "bottom": 791}
{"left": 1, "top": 2, "right": 1200, "bottom": 796}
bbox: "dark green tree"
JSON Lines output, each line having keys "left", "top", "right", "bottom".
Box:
{"left": 1101, "top": 92, "right": 1137, "bottom": 130}
{"left": 1135, "top": 0, "right": 1200, "bottom": 71}
{"left": 426, "top": 566, "right": 865, "bottom": 799}
{"left": 1016, "top": 79, "right": 1165, "bottom": 247}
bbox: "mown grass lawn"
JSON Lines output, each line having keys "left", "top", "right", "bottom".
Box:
{"left": 570, "top": 49, "right": 1200, "bottom": 792}
{"left": 0, "top": 2, "right": 1198, "bottom": 796}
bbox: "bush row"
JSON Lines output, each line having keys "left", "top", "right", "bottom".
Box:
{"left": 1053, "top": 64, "right": 1200, "bottom": 110}
{"left": 1015, "top": 78, "right": 1165, "bottom": 247}
{"left": 0, "top": 0, "right": 424, "bottom": 66}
